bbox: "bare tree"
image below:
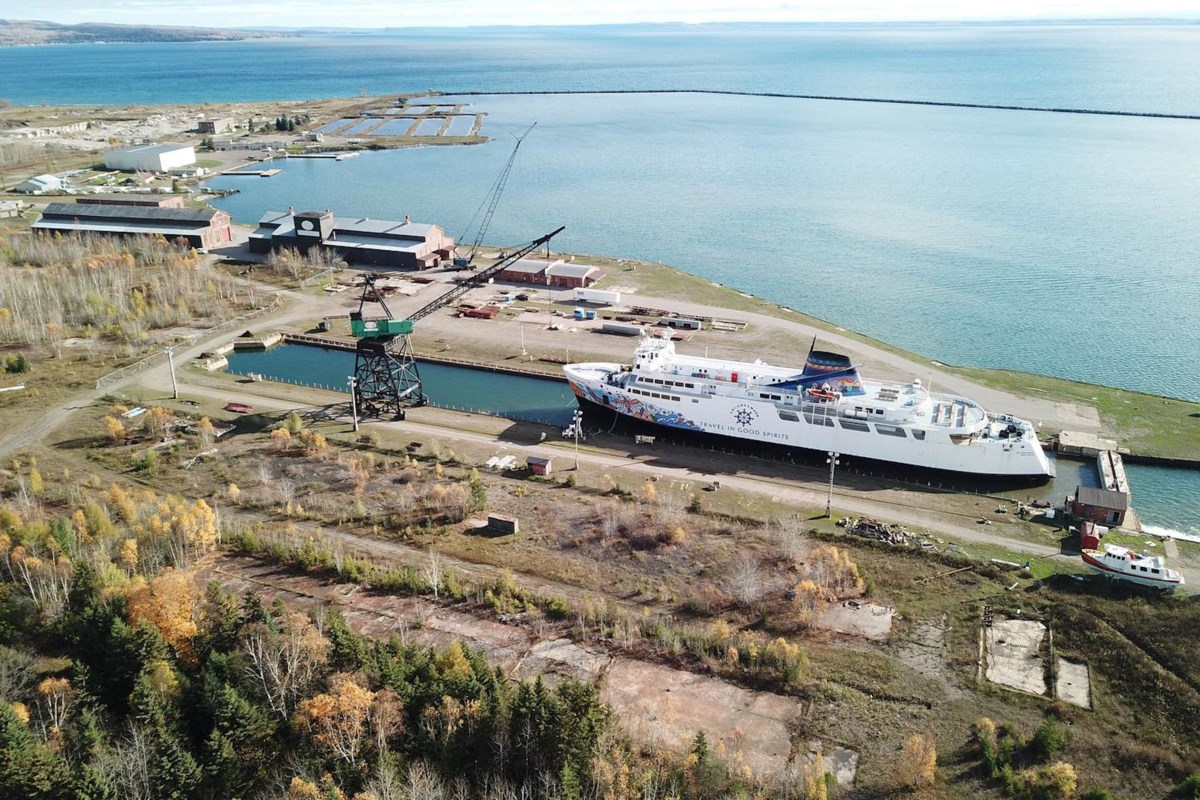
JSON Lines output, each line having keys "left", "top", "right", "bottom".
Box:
{"left": 363, "top": 760, "right": 406, "bottom": 800}
{"left": 96, "top": 724, "right": 154, "bottom": 800}
{"left": 405, "top": 762, "right": 448, "bottom": 800}
{"left": 773, "top": 516, "right": 810, "bottom": 565}
{"left": 241, "top": 612, "right": 330, "bottom": 721}
{"left": 727, "top": 552, "right": 766, "bottom": 607}
{"left": 423, "top": 551, "right": 443, "bottom": 599}
{"left": 276, "top": 479, "right": 296, "bottom": 512}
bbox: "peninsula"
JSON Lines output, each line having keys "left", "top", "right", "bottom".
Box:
{"left": 0, "top": 18, "right": 288, "bottom": 47}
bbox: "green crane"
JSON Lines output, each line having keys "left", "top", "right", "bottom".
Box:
{"left": 349, "top": 226, "right": 565, "bottom": 418}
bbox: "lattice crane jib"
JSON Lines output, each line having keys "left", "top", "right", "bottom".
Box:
{"left": 350, "top": 273, "right": 425, "bottom": 417}
{"left": 347, "top": 227, "right": 565, "bottom": 418}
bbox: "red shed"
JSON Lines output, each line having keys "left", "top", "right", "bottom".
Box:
{"left": 526, "top": 455, "right": 554, "bottom": 476}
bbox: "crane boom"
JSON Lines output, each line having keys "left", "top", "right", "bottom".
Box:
{"left": 453, "top": 122, "right": 536, "bottom": 269}
{"left": 411, "top": 226, "right": 565, "bottom": 323}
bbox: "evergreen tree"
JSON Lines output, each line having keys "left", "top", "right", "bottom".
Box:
{"left": 0, "top": 701, "right": 65, "bottom": 799}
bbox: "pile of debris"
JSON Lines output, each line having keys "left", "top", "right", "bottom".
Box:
{"left": 837, "top": 516, "right": 935, "bottom": 548}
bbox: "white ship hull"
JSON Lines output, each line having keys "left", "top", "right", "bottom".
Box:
{"left": 564, "top": 337, "right": 1054, "bottom": 480}
{"left": 1082, "top": 546, "right": 1184, "bottom": 591}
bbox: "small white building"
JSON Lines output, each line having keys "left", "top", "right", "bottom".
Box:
{"left": 104, "top": 143, "right": 196, "bottom": 173}
{"left": 13, "top": 174, "right": 63, "bottom": 194}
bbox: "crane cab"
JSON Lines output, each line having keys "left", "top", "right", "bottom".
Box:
{"left": 349, "top": 311, "right": 413, "bottom": 338}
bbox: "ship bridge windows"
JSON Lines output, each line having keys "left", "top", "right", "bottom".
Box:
{"left": 630, "top": 387, "right": 679, "bottom": 402}
{"left": 642, "top": 377, "right": 695, "bottom": 390}
{"left": 759, "top": 392, "right": 783, "bottom": 401}
{"left": 777, "top": 409, "right": 800, "bottom": 422}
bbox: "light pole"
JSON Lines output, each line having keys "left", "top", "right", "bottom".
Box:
{"left": 825, "top": 451, "right": 840, "bottom": 518}
{"left": 572, "top": 409, "right": 583, "bottom": 470}
{"left": 165, "top": 346, "right": 178, "bottom": 400}
{"left": 347, "top": 376, "right": 359, "bottom": 432}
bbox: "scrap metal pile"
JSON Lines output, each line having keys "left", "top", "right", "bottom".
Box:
{"left": 836, "top": 516, "right": 937, "bottom": 549}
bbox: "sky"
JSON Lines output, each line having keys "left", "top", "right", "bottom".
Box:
{"left": 3, "top": 0, "right": 1199, "bottom": 29}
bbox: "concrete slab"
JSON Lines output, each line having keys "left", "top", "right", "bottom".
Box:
{"left": 1055, "top": 658, "right": 1091, "bottom": 710}
{"left": 985, "top": 619, "right": 1047, "bottom": 697}
{"left": 896, "top": 619, "right": 965, "bottom": 700}
{"left": 1055, "top": 404, "right": 1102, "bottom": 432}
{"left": 601, "top": 658, "right": 799, "bottom": 775}
{"left": 1059, "top": 428, "right": 1117, "bottom": 455}
{"left": 517, "top": 638, "right": 612, "bottom": 683}
{"left": 800, "top": 741, "right": 859, "bottom": 787}
{"left": 816, "top": 601, "right": 894, "bottom": 641}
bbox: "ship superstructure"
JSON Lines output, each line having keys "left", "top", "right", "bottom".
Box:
{"left": 564, "top": 335, "right": 1054, "bottom": 479}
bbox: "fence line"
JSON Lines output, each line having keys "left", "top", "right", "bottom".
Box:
{"left": 299, "top": 268, "right": 338, "bottom": 288}
{"left": 95, "top": 297, "right": 283, "bottom": 391}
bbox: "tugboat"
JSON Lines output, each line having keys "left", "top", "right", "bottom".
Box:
{"left": 1080, "top": 526, "right": 1184, "bottom": 592}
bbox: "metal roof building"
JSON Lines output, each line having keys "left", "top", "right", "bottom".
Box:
{"left": 104, "top": 143, "right": 197, "bottom": 172}
{"left": 249, "top": 209, "right": 455, "bottom": 270}
{"left": 1072, "top": 485, "right": 1130, "bottom": 527}
{"left": 33, "top": 201, "right": 233, "bottom": 250}
{"left": 13, "top": 174, "right": 63, "bottom": 194}
{"left": 545, "top": 261, "right": 604, "bottom": 288}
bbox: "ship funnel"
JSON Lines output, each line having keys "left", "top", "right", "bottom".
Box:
{"left": 799, "top": 351, "right": 866, "bottom": 396}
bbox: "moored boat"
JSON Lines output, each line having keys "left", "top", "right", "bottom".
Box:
{"left": 564, "top": 335, "right": 1054, "bottom": 480}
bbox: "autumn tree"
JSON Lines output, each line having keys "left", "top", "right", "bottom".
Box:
{"left": 802, "top": 747, "right": 828, "bottom": 800}
{"left": 806, "top": 545, "right": 864, "bottom": 598}
{"left": 195, "top": 416, "right": 217, "bottom": 447}
{"left": 126, "top": 568, "right": 203, "bottom": 662}
{"left": 897, "top": 733, "right": 938, "bottom": 790}
{"left": 295, "top": 673, "right": 374, "bottom": 767}
{"left": 142, "top": 407, "right": 173, "bottom": 439}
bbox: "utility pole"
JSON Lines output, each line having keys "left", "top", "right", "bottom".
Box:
{"left": 572, "top": 409, "right": 583, "bottom": 470}
{"left": 520, "top": 323, "right": 527, "bottom": 357}
{"left": 347, "top": 376, "right": 359, "bottom": 432}
{"left": 165, "top": 346, "right": 178, "bottom": 400}
{"left": 825, "top": 451, "right": 840, "bottom": 518}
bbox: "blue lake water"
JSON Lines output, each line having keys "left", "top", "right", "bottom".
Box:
{"left": 210, "top": 91, "right": 1200, "bottom": 403}
{"left": 226, "top": 344, "right": 578, "bottom": 425}
{"left": 7, "top": 24, "right": 1198, "bottom": 534}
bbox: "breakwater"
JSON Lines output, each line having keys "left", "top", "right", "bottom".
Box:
{"left": 442, "top": 89, "right": 1200, "bottom": 121}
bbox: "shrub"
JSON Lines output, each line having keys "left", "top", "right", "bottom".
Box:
{"left": 545, "top": 596, "right": 572, "bottom": 620}
{"left": 3, "top": 353, "right": 29, "bottom": 374}
{"left": 1178, "top": 773, "right": 1200, "bottom": 800}
{"left": 1013, "top": 762, "right": 1077, "bottom": 800}
{"left": 1028, "top": 718, "right": 1069, "bottom": 762}
{"left": 1079, "top": 788, "right": 1113, "bottom": 800}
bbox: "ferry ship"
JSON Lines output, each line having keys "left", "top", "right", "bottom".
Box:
{"left": 563, "top": 335, "right": 1055, "bottom": 480}
{"left": 1081, "top": 542, "right": 1184, "bottom": 591}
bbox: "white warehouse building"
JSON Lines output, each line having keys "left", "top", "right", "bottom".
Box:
{"left": 104, "top": 143, "right": 197, "bottom": 172}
